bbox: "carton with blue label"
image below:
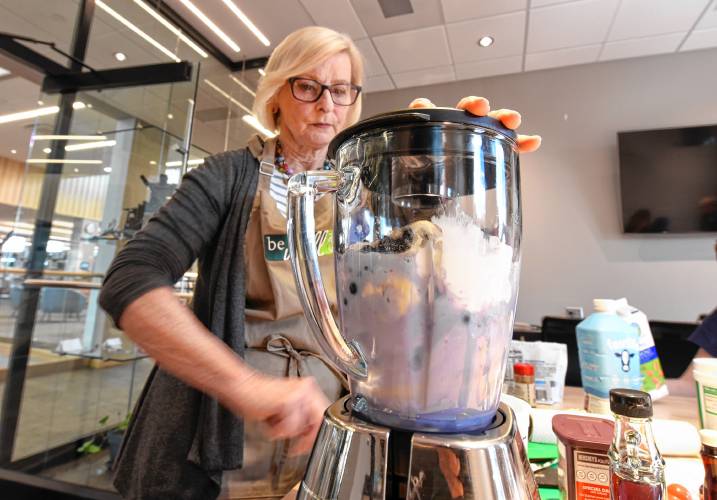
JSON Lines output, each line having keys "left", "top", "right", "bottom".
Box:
{"left": 576, "top": 299, "right": 642, "bottom": 405}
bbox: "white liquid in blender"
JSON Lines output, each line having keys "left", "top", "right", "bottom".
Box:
{"left": 337, "top": 212, "right": 519, "bottom": 432}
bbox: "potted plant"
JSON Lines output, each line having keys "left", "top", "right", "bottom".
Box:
{"left": 78, "top": 413, "right": 130, "bottom": 469}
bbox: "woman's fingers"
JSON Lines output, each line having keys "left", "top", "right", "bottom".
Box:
{"left": 408, "top": 96, "right": 541, "bottom": 153}
{"left": 488, "top": 109, "right": 521, "bottom": 130}
{"left": 456, "top": 96, "right": 490, "bottom": 116}
{"left": 517, "top": 134, "right": 542, "bottom": 153}
{"left": 408, "top": 98, "right": 435, "bottom": 109}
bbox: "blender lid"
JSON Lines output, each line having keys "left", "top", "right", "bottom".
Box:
{"left": 328, "top": 107, "right": 518, "bottom": 159}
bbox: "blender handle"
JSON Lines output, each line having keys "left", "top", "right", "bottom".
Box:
{"left": 287, "top": 170, "right": 368, "bottom": 380}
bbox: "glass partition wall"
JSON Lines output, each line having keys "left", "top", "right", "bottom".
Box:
{"left": 0, "top": 1, "right": 266, "bottom": 494}
{"left": 0, "top": 78, "right": 211, "bottom": 491}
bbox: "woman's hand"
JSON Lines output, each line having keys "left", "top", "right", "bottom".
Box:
{"left": 409, "top": 97, "right": 541, "bottom": 153}
{"left": 231, "top": 371, "right": 330, "bottom": 455}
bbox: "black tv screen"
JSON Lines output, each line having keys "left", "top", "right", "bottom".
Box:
{"left": 618, "top": 125, "right": 717, "bottom": 234}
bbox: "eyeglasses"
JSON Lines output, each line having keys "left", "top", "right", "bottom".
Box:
{"left": 288, "top": 77, "right": 361, "bottom": 106}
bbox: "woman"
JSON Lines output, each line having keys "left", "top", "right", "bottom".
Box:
{"left": 99, "top": 26, "right": 540, "bottom": 500}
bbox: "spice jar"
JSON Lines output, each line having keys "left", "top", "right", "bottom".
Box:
{"left": 513, "top": 362, "right": 536, "bottom": 406}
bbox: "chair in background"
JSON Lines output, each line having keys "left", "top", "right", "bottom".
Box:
{"left": 541, "top": 316, "right": 582, "bottom": 387}
{"left": 39, "top": 288, "right": 87, "bottom": 321}
{"left": 9, "top": 283, "right": 23, "bottom": 316}
{"left": 650, "top": 320, "right": 699, "bottom": 378}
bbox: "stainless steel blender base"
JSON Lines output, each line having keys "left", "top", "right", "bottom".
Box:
{"left": 298, "top": 397, "right": 538, "bottom": 500}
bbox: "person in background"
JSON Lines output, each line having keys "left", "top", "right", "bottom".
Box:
{"left": 140, "top": 173, "right": 176, "bottom": 218}
{"left": 99, "top": 26, "right": 541, "bottom": 500}
{"left": 667, "top": 239, "right": 717, "bottom": 396}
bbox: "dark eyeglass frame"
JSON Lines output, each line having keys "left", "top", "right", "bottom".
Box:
{"left": 288, "top": 77, "right": 362, "bottom": 106}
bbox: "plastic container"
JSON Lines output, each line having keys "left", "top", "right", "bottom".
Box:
{"left": 552, "top": 413, "right": 614, "bottom": 500}
{"left": 694, "top": 358, "right": 717, "bottom": 430}
{"left": 615, "top": 299, "right": 668, "bottom": 401}
{"left": 576, "top": 300, "right": 641, "bottom": 408}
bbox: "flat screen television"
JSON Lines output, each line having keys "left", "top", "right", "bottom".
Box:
{"left": 618, "top": 124, "right": 717, "bottom": 234}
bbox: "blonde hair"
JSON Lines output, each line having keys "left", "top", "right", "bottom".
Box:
{"left": 253, "top": 26, "right": 364, "bottom": 132}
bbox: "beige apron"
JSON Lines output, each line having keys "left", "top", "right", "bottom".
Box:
{"left": 221, "top": 137, "right": 346, "bottom": 499}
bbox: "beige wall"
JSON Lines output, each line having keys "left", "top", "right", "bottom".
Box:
{"left": 361, "top": 48, "right": 717, "bottom": 324}
{"left": 0, "top": 155, "right": 108, "bottom": 221}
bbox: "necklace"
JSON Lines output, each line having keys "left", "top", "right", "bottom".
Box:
{"left": 274, "top": 139, "right": 331, "bottom": 176}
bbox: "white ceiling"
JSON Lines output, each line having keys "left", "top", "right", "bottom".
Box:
{"left": 0, "top": 0, "right": 716, "bottom": 158}
{"left": 160, "top": 0, "right": 717, "bottom": 92}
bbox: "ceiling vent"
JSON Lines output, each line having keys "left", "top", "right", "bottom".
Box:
{"left": 378, "top": 0, "right": 413, "bottom": 18}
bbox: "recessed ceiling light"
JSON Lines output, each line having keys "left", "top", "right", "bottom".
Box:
{"left": 478, "top": 36, "right": 494, "bottom": 48}
{"left": 73, "top": 168, "right": 79, "bottom": 173}
{"left": 167, "top": 113, "right": 174, "bottom": 119}
{"left": 177, "top": 0, "right": 240, "bottom": 52}
{"left": 33, "top": 134, "right": 108, "bottom": 141}
{"left": 27, "top": 159, "right": 102, "bottom": 164}
{"left": 149, "top": 160, "right": 157, "bottom": 165}
{"left": 96, "top": 0, "right": 181, "bottom": 62}
{"left": 103, "top": 167, "right": 112, "bottom": 173}
{"left": 72, "top": 101, "right": 86, "bottom": 110}
{"left": 242, "top": 114, "right": 276, "bottom": 138}
{"left": 258, "top": 68, "right": 266, "bottom": 76}
{"left": 87, "top": 103, "right": 93, "bottom": 108}
{"left": 165, "top": 159, "right": 204, "bottom": 167}
{"left": 10, "top": 149, "right": 17, "bottom": 154}
{"left": 114, "top": 51, "right": 127, "bottom": 62}
{"left": 65, "top": 139, "right": 117, "bottom": 151}
{"left": 0, "top": 67, "right": 10, "bottom": 77}
{"left": 230, "top": 75, "right": 255, "bottom": 97}
{"left": 37, "top": 100, "right": 44, "bottom": 106}
{"left": 0, "top": 106, "right": 60, "bottom": 125}
{"left": 204, "top": 79, "right": 251, "bottom": 113}
{"left": 221, "top": 0, "right": 270, "bottom": 46}
{"left": 132, "top": 0, "right": 209, "bottom": 58}
{"left": 42, "top": 147, "right": 52, "bottom": 154}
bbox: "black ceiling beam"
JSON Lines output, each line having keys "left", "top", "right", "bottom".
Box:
{"left": 233, "top": 56, "right": 268, "bottom": 72}
{"left": 42, "top": 61, "right": 193, "bottom": 94}
{"left": 0, "top": 35, "right": 69, "bottom": 76}
{"left": 152, "top": 0, "right": 268, "bottom": 73}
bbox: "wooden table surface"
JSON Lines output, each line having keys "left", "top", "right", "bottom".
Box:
{"left": 553, "top": 386, "right": 700, "bottom": 427}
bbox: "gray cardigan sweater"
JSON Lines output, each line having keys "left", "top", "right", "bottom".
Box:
{"left": 99, "top": 149, "right": 260, "bottom": 499}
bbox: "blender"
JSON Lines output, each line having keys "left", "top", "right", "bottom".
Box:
{"left": 287, "top": 108, "right": 537, "bottom": 499}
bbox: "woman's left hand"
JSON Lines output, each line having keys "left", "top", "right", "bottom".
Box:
{"left": 409, "top": 97, "right": 542, "bottom": 154}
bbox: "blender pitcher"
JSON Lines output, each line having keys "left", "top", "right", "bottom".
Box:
{"left": 287, "top": 108, "right": 522, "bottom": 433}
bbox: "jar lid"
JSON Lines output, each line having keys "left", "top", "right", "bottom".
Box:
{"left": 327, "top": 107, "right": 518, "bottom": 159}
{"left": 609, "top": 388, "right": 653, "bottom": 418}
{"left": 514, "top": 362, "right": 535, "bottom": 376}
{"left": 700, "top": 429, "right": 717, "bottom": 448}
